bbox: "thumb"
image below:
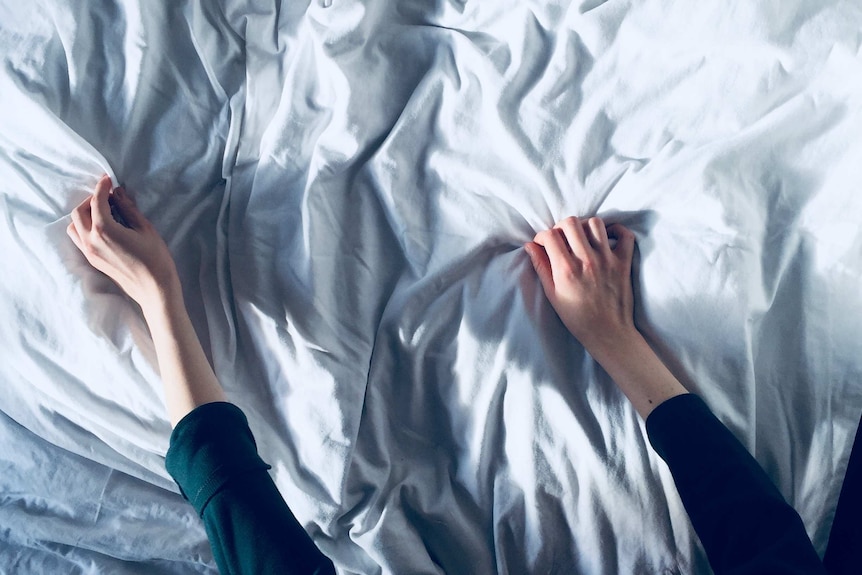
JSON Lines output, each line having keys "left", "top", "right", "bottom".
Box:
{"left": 91, "top": 175, "right": 118, "bottom": 231}
{"left": 525, "top": 242, "right": 555, "bottom": 297}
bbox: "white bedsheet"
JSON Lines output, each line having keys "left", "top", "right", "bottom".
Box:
{"left": 2, "top": 1, "right": 862, "bottom": 573}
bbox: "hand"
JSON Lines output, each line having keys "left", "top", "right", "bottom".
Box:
{"left": 67, "top": 175, "right": 180, "bottom": 314}
{"left": 525, "top": 216, "right": 638, "bottom": 362}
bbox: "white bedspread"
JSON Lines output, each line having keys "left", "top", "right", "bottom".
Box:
{"left": 2, "top": 1, "right": 862, "bottom": 573}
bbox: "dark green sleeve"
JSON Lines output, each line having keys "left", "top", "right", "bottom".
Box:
{"left": 165, "top": 402, "right": 335, "bottom": 575}
{"left": 823, "top": 412, "right": 862, "bottom": 573}
{"left": 646, "top": 394, "right": 825, "bottom": 575}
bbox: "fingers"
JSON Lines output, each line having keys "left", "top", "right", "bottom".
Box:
{"left": 532, "top": 216, "right": 634, "bottom": 272}
{"left": 554, "top": 216, "right": 591, "bottom": 260}
{"left": 66, "top": 222, "right": 83, "bottom": 252}
{"left": 524, "top": 241, "right": 554, "bottom": 295}
{"left": 111, "top": 185, "right": 145, "bottom": 229}
{"left": 68, "top": 175, "right": 125, "bottom": 258}
{"left": 70, "top": 195, "right": 93, "bottom": 238}
{"left": 91, "top": 175, "right": 116, "bottom": 233}
{"left": 585, "top": 217, "right": 610, "bottom": 251}
{"left": 533, "top": 227, "right": 577, "bottom": 279}
{"left": 607, "top": 223, "right": 635, "bottom": 265}
{"left": 549, "top": 215, "right": 613, "bottom": 261}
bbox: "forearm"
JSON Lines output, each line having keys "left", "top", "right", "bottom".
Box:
{"left": 589, "top": 330, "right": 688, "bottom": 419}
{"left": 143, "top": 283, "right": 227, "bottom": 427}
{"left": 65, "top": 177, "right": 228, "bottom": 426}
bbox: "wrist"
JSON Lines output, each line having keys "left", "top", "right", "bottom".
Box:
{"left": 140, "top": 276, "right": 185, "bottom": 327}
{"left": 590, "top": 330, "right": 689, "bottom": 419}
{"left": 582, "top": 325, "right": 644, "bottom": 368}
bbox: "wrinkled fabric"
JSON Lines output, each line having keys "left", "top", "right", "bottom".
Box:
{"left": 2, "top": 1, "right": 862, "bottom": 573}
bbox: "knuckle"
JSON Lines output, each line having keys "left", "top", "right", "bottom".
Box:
{"left": 91, "top": 224, "right": 115, "bottom": 246}
{"left": 559, "top": 271, "right": 578, "bottom": 286}
{"left": 80, "top": 237, "right": 98, "bottom": 257}
{"left": 562, "top": 216, "right": 578, "bottom": 228}
{"left": 588, "top": 216, "right": 603, "bottom": 227}
{"left": 583, "top": 251, "right": 607, "bottom": 271}
{"left": 84, "top": 232, "right": 108, "bottom": 256}
{"left": 555, "top": 260, "right": 578, "bottom": 280}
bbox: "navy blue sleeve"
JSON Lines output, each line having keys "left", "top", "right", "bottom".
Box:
{"left": 165, "top": 402, "right": 335, "bottom": 575}
{"left": 646, "top": 394, "right": 826, "bottom": 575}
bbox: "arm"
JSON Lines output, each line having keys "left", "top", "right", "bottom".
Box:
{"left": 68, "top": 176, "right": 335, "bottom": 574}
{"left": 525, "top": 216, "right": 686, "bottom": 418}
{"left": 526, "top": 216, "right": 825, "bottom": 574}
{"left": 142, "top": 289, "right": 227, "bottom": 427}
{"left": 67, "top": 175, "right": 225, "bottom": 426}
{"left": 66, "top": 176, "right": 226, "bottom": 427}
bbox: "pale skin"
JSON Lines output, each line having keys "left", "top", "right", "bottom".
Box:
{"left": 524, "top": 216, "right": 688, "bottom": 418}
{"left": 67, "top": 176, "right": 686, "bottom": 425}
{"left": 67, "top": 175, "right": 225, "bottom": 427}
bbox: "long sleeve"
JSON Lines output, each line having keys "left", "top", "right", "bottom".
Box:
{"left": 646, "top": 394, "right": 826, "bottom": 574}
{"left": 165, "top": 402, "right": 335, "bottom": 575}
{"left": 823, "top": 413, "right": 862, "bottom": 574}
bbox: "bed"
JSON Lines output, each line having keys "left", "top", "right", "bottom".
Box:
{"left": 2, "top": 0, "right": 861, "bottom": 573}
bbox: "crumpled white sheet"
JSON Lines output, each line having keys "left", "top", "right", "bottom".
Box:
{"left": 2, "top": 0, "right": 862, "bottom": 573}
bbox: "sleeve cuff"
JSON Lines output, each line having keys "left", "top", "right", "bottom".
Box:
{"left": 165, "top": 402, "right": 271, "bottom": 516}
{"left": 645, "top": 393, "right": 713, "bottom": 461}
